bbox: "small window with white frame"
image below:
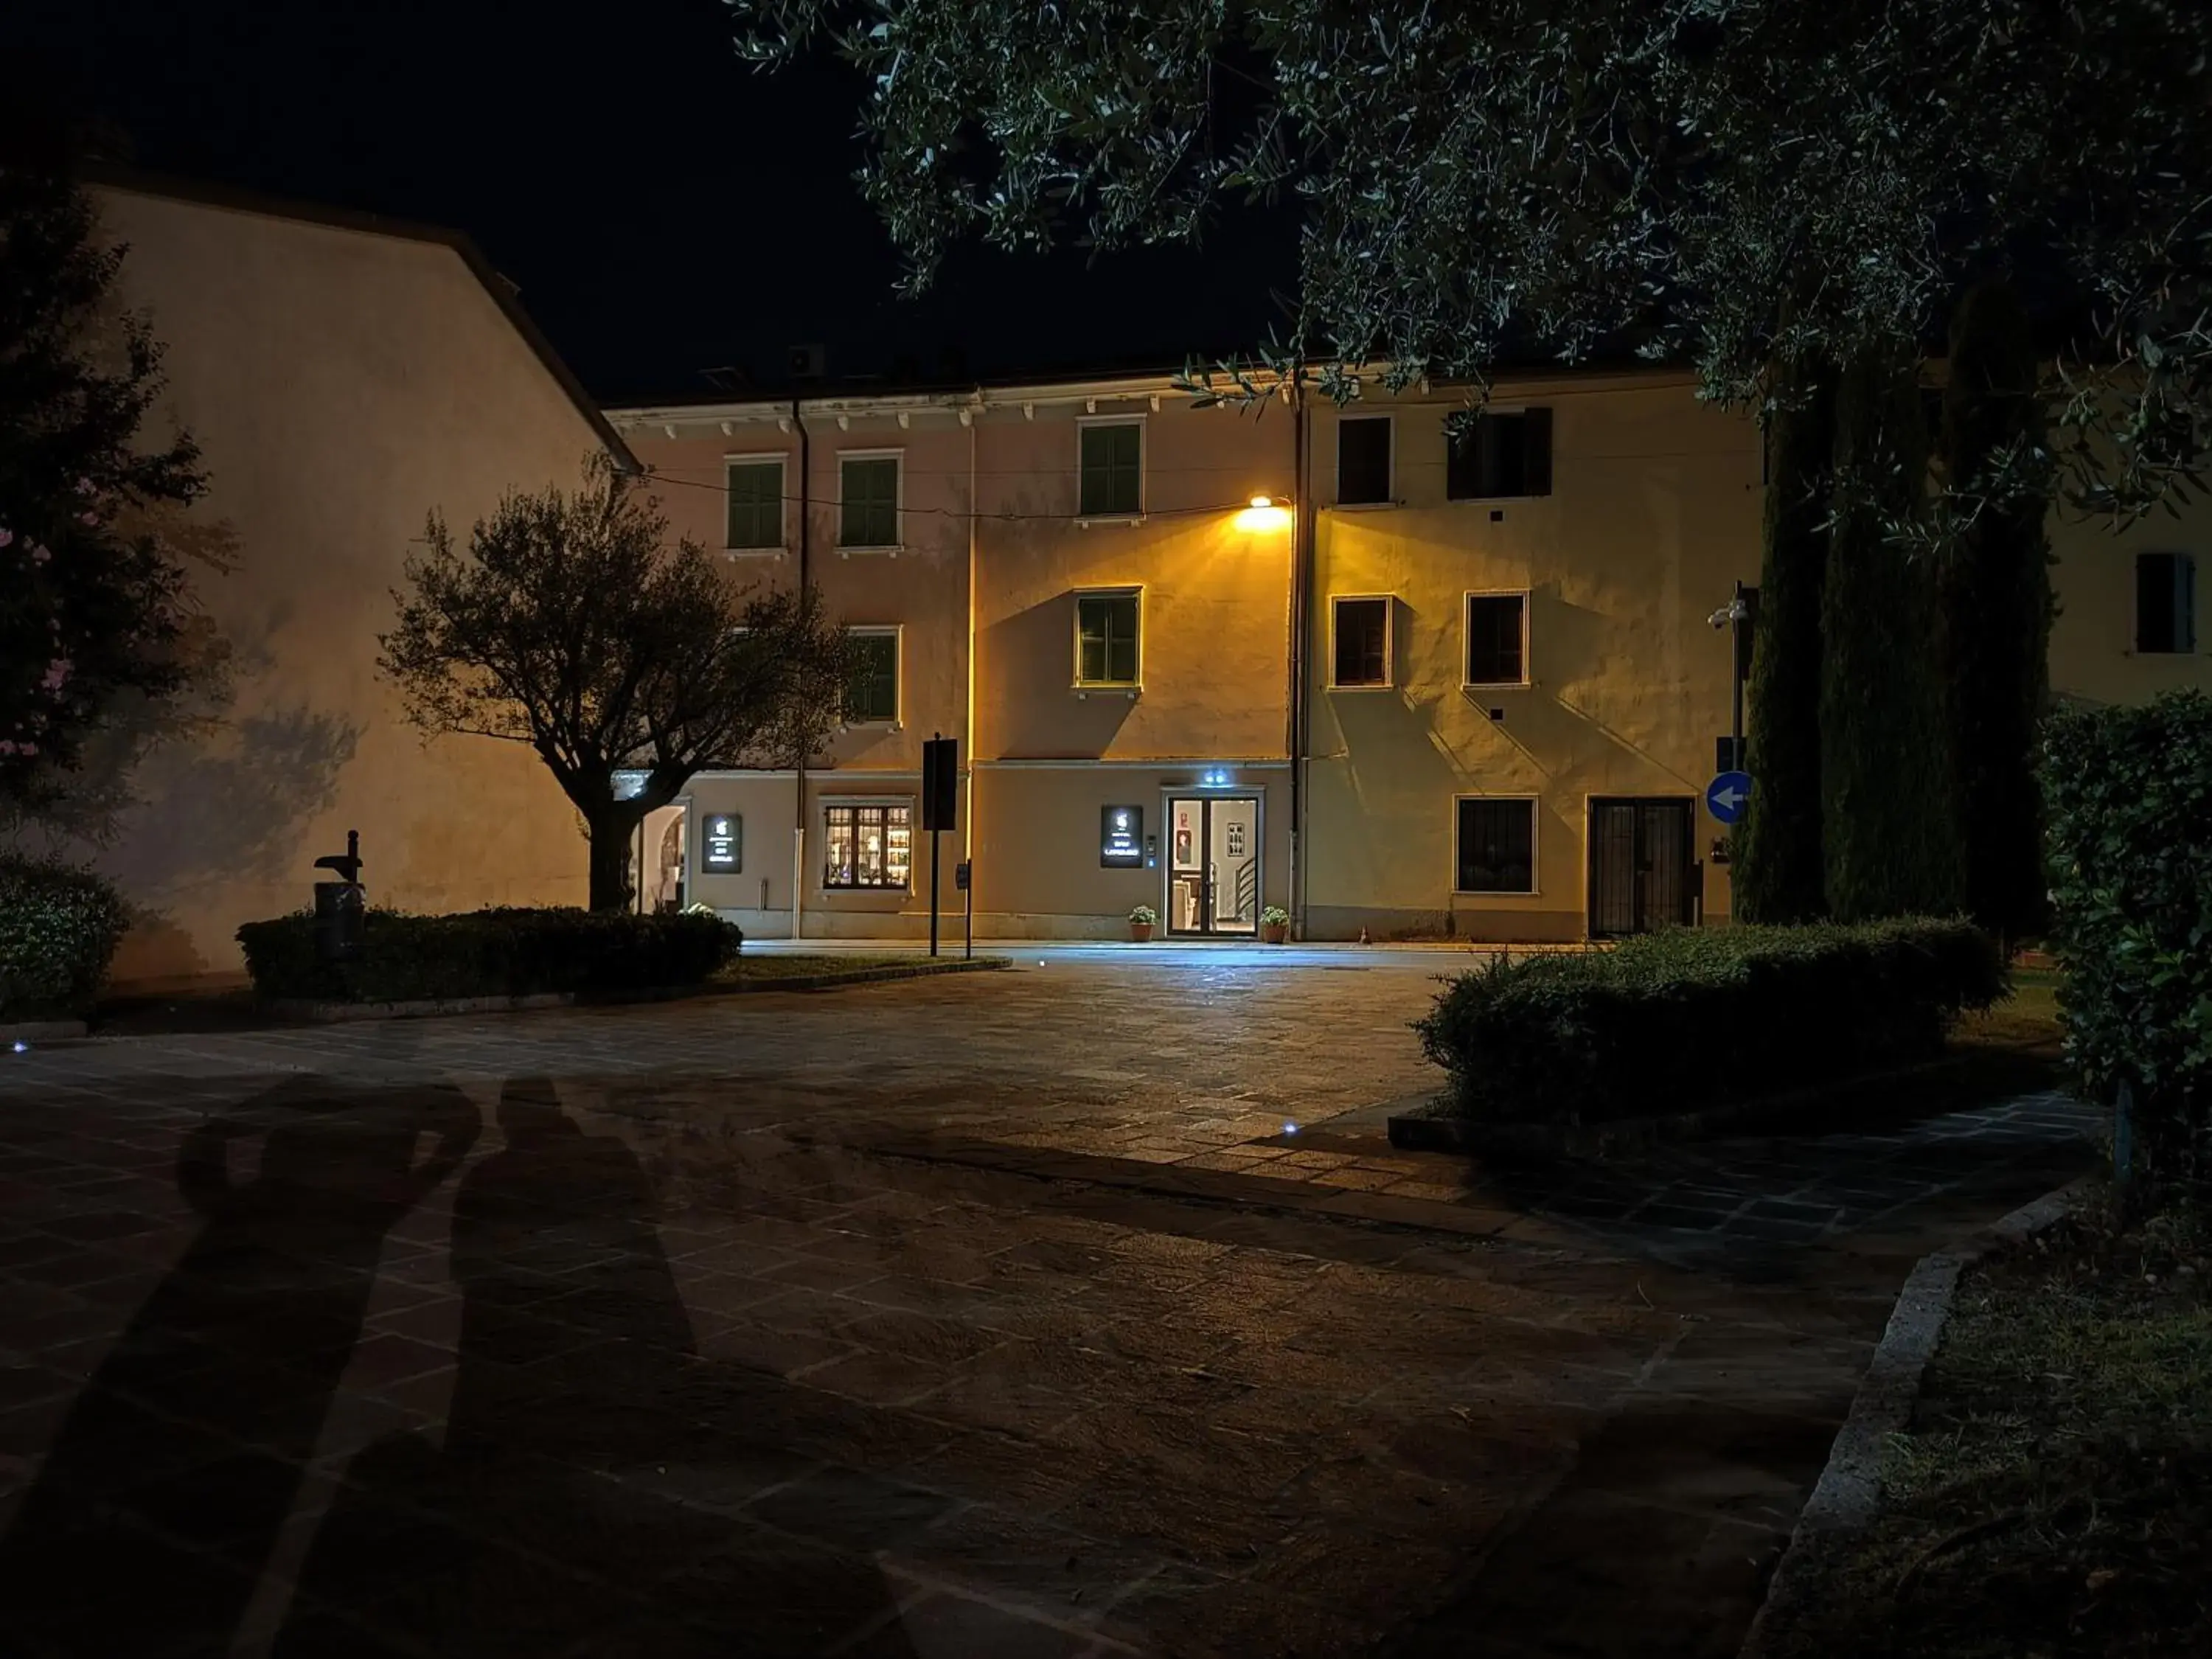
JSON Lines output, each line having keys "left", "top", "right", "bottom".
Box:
{"left": 1465, "top": 591, "right": 1529, "bottom": 686}
{"left": 725, "top": 456, "right": 785, "bottom": 550}
{"left": 839, "top": 452, "right": 901, "bottom": 549}
{"left": 1074, "top": 588, "right": 1142, "bottom": 687}
{"left": 1329, "top": 596, "right": 1394, "bottom": 688}
{"left": 843, "top": 627, "right": 900, "bottom": 726}
{"left": 823, "top": 801, "right": 912, "bottom": 889}
{"left": 1454, "top": 796, "right": 1537, "bottom": 894}
{"left": 1079, "top": 420, "right": 1144, "bottom": 518}
{"left": 1337, "top": 415, "right": 1393, "bottom": 506}
{"left": 2135, "top": 551, "right": 2198, "bottom": 653}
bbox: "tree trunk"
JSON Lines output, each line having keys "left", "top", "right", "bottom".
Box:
{"left": 584, "top": 806, "right": 644, "bottom": 912}
{"left": 1938, "top": 281, "right": 2053, "bottom": 944}
{"left": 1734, "top": 354, "right": 1835, "bottom": 924}
{"left": 1820, "top": 346, "right": 1963, "bottom": 922}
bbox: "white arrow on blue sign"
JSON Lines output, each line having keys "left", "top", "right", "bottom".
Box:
{"left": 1705, "top": 770, "right": 1752, "bottom": 825}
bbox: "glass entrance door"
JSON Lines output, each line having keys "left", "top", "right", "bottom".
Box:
{"left": 1166, "top": 796, "right": 1260, "bottom": 936}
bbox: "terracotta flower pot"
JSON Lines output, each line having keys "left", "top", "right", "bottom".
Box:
{"left": 1130, "top": 922, "right": 1154, "bottom": 942}
{"left": 1262, "top": 922, "right": 1288, "bottom": 945}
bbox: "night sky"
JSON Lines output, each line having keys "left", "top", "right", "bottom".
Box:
{"left": 10, "top": 0, "right": 1298, "bottom": 400}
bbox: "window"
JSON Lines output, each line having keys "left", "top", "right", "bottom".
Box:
{"left": 824, "top": 803, "right": 912, "bottom": 889}
{"left": 1455, "top": 798, "right": 1536, "bottom": 894}
{"left": 840, "top": 454, "right": 900, "bottom": 548}
{"left": 1448, "top": 408, "right": 1553, "bottom": 499}
{"left": 1331, "top": 597, "right": 1392, "bottom": 687}
{"left": 1337, "top": 416, "right": 1393, "bottom": 505}
{"left": 1075, "top": 589, "right": 1141, "bottom": 686}
{"left": 844, "top": 629, "right": 899, "bottom": 724}
{"left": 2135, "top": 552, "right": 2199, "bottom": 653}
{"left": 1079, "top": 422, "right": 1143, "bottom": 518}
{"left": 1466, "top": 593, "right": 1528, "bottom": 685}
{"left": 725, "top": 457, "right": 783, "bottom": 549}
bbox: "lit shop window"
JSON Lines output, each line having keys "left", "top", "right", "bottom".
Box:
{"left": 823, "top": 803, "right": 912, "bottom": 889}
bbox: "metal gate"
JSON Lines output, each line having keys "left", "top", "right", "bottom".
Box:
{"left": 1587, "top": 798, "right": 1697, "bottom": 938}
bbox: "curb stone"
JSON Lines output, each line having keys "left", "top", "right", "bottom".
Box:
{"left": 1737, "top": 1173, "right": 2096, "bottom": 1658}
{"left": 262, "top": 956, "right": 1008, "bottom": 1023}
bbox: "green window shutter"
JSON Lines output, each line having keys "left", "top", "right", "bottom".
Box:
{"left": 726, "top": 459, "right": 782, "bottom": 549}
{"left": 1077, "top": 592, "right": 1141, "bottom": 684}
{"left": 841, "top": 457, "right": 900, "bottom": 547}
{"left": 1080, "top": 423, "right": 1142, "bottom": 517}
{"left": 844, "top": 632, "right": 900, "bottom": 723}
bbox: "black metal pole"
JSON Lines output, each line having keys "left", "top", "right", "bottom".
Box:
{"left": 1730, "top": 580, "right": 1746, "bottom": 768}
{"left": 964, "top": 865, "right": 973, "bottom": 960}
{"left": 929, "top": 828, "right": 941, "bottom": 958}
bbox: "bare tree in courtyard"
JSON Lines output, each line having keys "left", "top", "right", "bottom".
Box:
{"left": 380, "top": 455, "right": 850, "bottom": 910}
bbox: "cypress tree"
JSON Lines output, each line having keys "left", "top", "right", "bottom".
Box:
{"left": 1937, "top": 281, "right": 2053, "bottom": 944}
{"left": 1733, "top": 357, "right": 1834, "bottom": 922}
{"left": 1820, "top": 347, "right": 1964, "bottom": 921}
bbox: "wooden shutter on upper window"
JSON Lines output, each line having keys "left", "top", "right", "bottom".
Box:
{"left": 1523, "top": 407, "right": 1553, "bottom": 496}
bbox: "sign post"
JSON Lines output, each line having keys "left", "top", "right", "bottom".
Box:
{"left": 921, "top": 734, "right": 959, "bottom": 959}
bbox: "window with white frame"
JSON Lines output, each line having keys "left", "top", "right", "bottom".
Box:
{"left": 1079, "top": 421, "right": 1143, "bottom": 517}
{"left": 1330, "top": 596, "right": 1393, "bottom": 687}
{"left": 725, "top": 457, "right": 784, "bottom": 549}
{"left": 1447, "top": 408, "right": 1554, "bottom": 499}
{"left": 1337, "top": 416, "right": 1393, "bottom": 505}
{"left": 843, "top": 628, "right": 900, "bottom": 724}
{"left": 2135, "top": 552, "right": 2199, "bottom": 653}
{"left": 1465, "top": 592, "right": 1529, "bottom": 686}
{"left": 823, "top": 802, "right": 912, "bottom": 889}
{"left": 840, "top": 453, "right": 900, "bottom": 548}
{"left": 1455, "top": 798, "right": 1536, "bottom": 894}
{"left": 1075, "top": 588, "right": 1141, "bottom": 686}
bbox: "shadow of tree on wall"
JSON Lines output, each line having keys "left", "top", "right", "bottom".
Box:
{"left": 0, "top": 1073, "right": 479, "bottom": 1656}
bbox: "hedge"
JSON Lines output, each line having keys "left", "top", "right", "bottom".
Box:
{"left": 234, "top": 906, "right": 741, "bottom": 1004}
{"left": 0, "top": 858, "right": 129, "bottom": 1020}
{"left": 1413, "top": 918, "right": 2006, "bottom": 1125}
{"left": 2042, "top": 690, "right": 2212, "bottom": 1200}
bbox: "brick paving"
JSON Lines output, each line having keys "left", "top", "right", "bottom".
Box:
{"left": 0, "top": 961, "right": 2098, "bottom": 1657}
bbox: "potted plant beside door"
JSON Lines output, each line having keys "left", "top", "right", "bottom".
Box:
{"left": 1128, "top": 903, "right": 1158, "bottom": 943}
{"left": 1260, "top": 905, "right": 1290, "bottom": 945}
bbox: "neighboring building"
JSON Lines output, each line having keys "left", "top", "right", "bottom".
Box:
{"left": 611, "top": 366, "right": 2208, "bottom": 943}
{"left": 61, "top": 173, "right": 631, "bottom": 984}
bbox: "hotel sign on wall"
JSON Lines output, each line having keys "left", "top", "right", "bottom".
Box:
{"left": 702, "top": 813, "right": 741, "bottom": 872}
{"left": 1100, "top": 805, "right": 1144, "bottom": 867}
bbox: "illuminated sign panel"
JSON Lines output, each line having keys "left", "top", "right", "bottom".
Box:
{"left": 702, "top": 814, "right": 741, "bottom": 873}
{"left": 1100, "top": 804, "right": 1144, "bottom": 867}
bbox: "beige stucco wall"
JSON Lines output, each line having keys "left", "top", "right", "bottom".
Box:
{"left": 2047, "top": 507, "right": 2211, "bottom": 706}
{"left": 1300, "top": 377, "right": 1762, "bottom": 939}
{"left": 74, "top": 186, "right": 614, "bottom": 983}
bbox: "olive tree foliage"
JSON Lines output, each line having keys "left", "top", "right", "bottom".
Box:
{"left": 734, "top": 0, "right": 2212, "bottom": 521}
{"left": 380, "top": 456, "right": 852, "bottom": 911}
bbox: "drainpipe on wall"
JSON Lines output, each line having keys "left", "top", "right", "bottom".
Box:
{"left": 1287, "top": 383, "right": 1314, "bottom": 939}
{"left": 791, "top": 394, "right": 810, "bottom": 942}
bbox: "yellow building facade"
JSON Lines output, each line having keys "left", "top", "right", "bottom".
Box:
{"left": 610, "top": 367, "right": 2205, "bottom": 943}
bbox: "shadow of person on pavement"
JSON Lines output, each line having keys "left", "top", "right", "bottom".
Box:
{"left": 279, "top": 1076, "right": 918, "bottom": 1658}
{"left": 0, "top": 1071, "right": 479, "bottom": 1658}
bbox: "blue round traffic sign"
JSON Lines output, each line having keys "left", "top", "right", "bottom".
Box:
{"left": 1705, "top": 770, "right": 1752, "bottom": 825}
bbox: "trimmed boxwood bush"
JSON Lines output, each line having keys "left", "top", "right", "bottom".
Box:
{"left": 2043, "top": 689, "right": 2212, "bottom": 1201}
{"left": 0, "top": 857, "right": 129, "bottom": 1020}
{"left": 234, "top": 906, "right": 741, "bottom": 1004}
{"left": 1413, "top": 918, "right": 2005, "bottom": 1125}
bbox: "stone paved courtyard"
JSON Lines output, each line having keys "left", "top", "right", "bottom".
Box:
{"left": 0, "top": 958, "right": 2098, "bottom": 1657}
